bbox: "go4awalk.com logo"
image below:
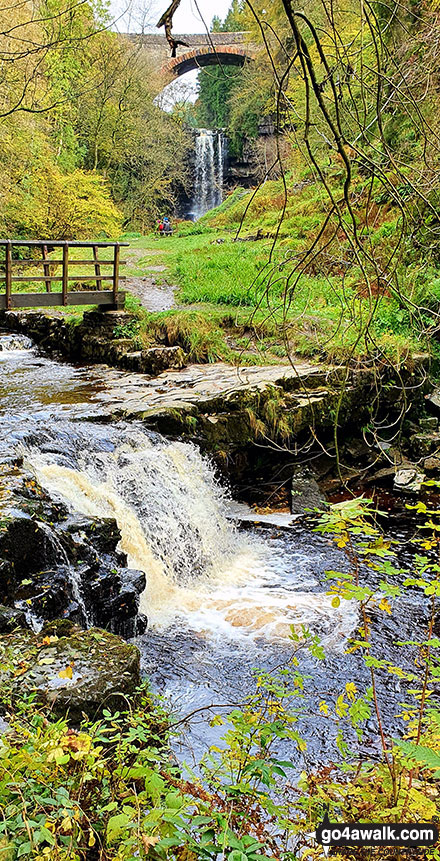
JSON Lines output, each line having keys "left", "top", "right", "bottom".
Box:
{"left": 315, "top": 812, "right": 439, "bottom": 855}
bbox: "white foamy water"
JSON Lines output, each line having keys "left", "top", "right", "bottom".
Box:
{"left": 26, "top": 428, "right": 357, "bottom": 646}
{"left": 191, "top": 130, "right": 226, "bottom": 220}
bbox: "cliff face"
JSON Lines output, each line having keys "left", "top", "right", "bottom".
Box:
{"left": 225, "top": 118, "right": 290, "bottom": 188}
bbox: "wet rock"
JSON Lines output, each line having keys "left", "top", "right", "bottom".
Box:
{"left": 21, "top": 566, "right": 82, "bottom": 623}
{"left": 135, "top": 613, "right": 148, "bottom": 635}
{"left": 0, "top": 510, "right": 147, "bottom": 639}
{"left": 425, "top": 389, "right": 440, "bottom": 416}
{"left": 0, "top": 625, "right": 140, "bottom": 722}
{"left": 0, "top": 512, "right": 65, "bottom": 577}
{"left": 290, "top": 468, "right": 326, "bottom": 514}
{"left": 394, "top": 467, "right": 425, "bottom": 494}
{"left": 0, "top": 604, "right": 29, "bottom": 633}
{"left": 73, "top": 517, "right": 121, "bottom": 554}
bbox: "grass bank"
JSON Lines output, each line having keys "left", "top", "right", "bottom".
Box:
{"left": 5, "top": 170, "right": 439, "bottom": 368}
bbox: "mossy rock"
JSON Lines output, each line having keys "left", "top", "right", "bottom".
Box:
{"left": 0, "top": 625, "right": 140, "bottom": 722}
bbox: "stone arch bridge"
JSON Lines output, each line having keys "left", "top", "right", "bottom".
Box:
{"left": 132, "top": 32, "right": 255, "bottom": 79}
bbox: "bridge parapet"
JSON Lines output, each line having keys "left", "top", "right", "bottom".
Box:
{"left": 130, "top": 31, "right": 256, "bottom": 78}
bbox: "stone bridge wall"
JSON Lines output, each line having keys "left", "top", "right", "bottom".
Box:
{"left": 128, "top": 32, "right": 255, "bottom": 78}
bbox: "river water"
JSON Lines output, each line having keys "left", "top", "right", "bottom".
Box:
{"left": 0, "top": 332, "right": 427, "bottom": 766}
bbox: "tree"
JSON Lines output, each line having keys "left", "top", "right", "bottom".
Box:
{"left": 196, "top": 66, "right": 242, "bottom": 129}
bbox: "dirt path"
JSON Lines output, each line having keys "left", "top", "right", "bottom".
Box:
{"left": 123, "top": 246, "right": 177, "bottom": 312}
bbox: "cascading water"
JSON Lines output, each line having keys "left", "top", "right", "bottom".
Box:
{"left": 190, "top": 129, "right": 227, "bottom": 220}
{"left": 25, "top": 425, "right": 357, "bottom": 645}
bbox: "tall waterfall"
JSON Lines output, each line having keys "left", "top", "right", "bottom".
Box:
{"left": 23, "top": 423, "right": 357, "bottom": 646}
{"left": 190, "top": 129, "right": 227, "bottom": 220}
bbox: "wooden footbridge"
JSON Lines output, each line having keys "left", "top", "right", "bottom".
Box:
{"left": 0, "top": 240, "right": 128, "bottom": 311}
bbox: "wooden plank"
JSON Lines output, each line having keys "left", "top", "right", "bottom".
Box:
{"left": 42, "top": 245, "right": 51, "bottom": 293}
{"left": 93, "top": 245, "right": 102, "bottom": 291}
{"left": 113, "top": 243, "right": 120, "bottom": 305}
{"left": 5, "top": 241, "right": 11, "bottom": 311}
{"left": 0, "top": 291, "right": 126, "bottom": 309}
{"left": 0, "top": 240, "right": 130, "bottom": 248}
{"left": 62, "top": 243, "right": 68, "bottom": 306}
{"left": 9, "top": 275, "right": 117, "bottom": 283}
{"left": 3, "top": 259, "right": 126, "bottom": 266}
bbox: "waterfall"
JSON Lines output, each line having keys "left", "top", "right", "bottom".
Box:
{"left": 23, "top": 423, "right": 357, "bottom": 646}
{"left": 190, "top": 129, "right": 227, "bottom": 221}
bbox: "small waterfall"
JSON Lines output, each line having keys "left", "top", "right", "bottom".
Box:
{"left": 0, "top": 334, "right": 33, "bottom": 352}
{"left": 24, "top": 424, "right": 357, "bottom": 645}
{"left": 190, "top": 129, "right": 227, "bottom": 220}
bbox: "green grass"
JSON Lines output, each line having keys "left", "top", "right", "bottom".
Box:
{"left": 3, "top": 171, "right": 435, "bottom": 368}
{"left": 124, "top": 227, "right": 424, "bottom": 366}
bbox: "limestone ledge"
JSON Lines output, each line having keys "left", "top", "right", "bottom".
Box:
{"left": 0, "top": 308, "right": 429, "bottom": 453}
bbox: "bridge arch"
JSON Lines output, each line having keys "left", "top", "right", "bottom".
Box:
{"left": 163, "top": 45, "right": 253, "bottom": 78}
{"left": 132, "top": 32, "right": 256, "bottom": 83}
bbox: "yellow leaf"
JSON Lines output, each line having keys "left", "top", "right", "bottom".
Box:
{"left": 88, "top": 831, "right": 96, "bottom": 847}
{"left": 58, "top": 665, "right": 73, "bottom": 680}
{"left": 331, "top": 596, "right": 340, "bottom": 608}
{"left": 61, "top": 816, "right": 72, "bottom": 833}
{"left": 319, "top": 700, "right": 329, "bottom": 715}
{"left": 379, "top": 597, "right": 392, "bottom": 615}
{"left": 345, "top": 682, "right": 357, "bottom": 701}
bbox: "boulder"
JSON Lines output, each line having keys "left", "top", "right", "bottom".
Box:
{"left": 139, "top": 346, "right": 187, "bottom": 375}
{"left": 410, "top": 432, "right": 440, "bottom": 458}
{"left": 394, "top": 467, "right": 425, "bottom": 494}
{"left": 426, "top": 390, "right": 440, "bottom": 415}
{"left": 0, "top": 511, "right": 147, "bottom": 638}
{"left": 0, "top": 512, "right": 65, "bottom": 578}
{"left": 0, "top": 625, "right": 140, "bottom": 722}
{"left": 290, "top": 468, "right": 326, "bottom": 514}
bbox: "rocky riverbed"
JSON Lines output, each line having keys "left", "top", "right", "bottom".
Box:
{"left": 0, "top": 326, "right": 438, "bottom": 751}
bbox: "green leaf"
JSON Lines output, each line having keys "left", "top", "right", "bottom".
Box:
{"left": 228, "top": 852, "right": 248, "bottom": 861}
{"left": 106, "top": 812, "right": 131, "bottom": 843}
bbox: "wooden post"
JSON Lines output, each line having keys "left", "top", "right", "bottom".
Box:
{"left": 93, "top": 245, "right": 102, "bottom": 291}
{"left": 5, "top": 241, "right": 11, "bottom": 311}
{"left": 42, "top": 245, "right": 51, "bottom": 292}
{"left": 113, "top": 243, "right": 120, "bottom": 306}
{"left": 62, "top": 242, "right": 68, "bottom": 306}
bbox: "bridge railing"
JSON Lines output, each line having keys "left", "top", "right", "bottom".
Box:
{"left": 0, "top": 240, "right": 129, "bottom": 310}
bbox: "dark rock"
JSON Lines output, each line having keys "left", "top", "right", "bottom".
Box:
{"left": 0, "top": 604, "right": 29, "bottom": 633}
{"left": 75, "top": 517, "right": 121, "bottom": 554}
{"left": 135, "top": 613, "right": 148, "bottom": 635}
{"left": 425, "top": 390, "right": 440, "bottom": 416}
{"left": 0, "top": 626, "right": 141, "bottom": 722}
{"left": 290, "top": 468, "right": 326, "bottom": 514}
{"left": 0, "top": 513, "right": 65, "bottom": 577}
{"left": 0, "top": 511, "right": 146, "bottom": 639}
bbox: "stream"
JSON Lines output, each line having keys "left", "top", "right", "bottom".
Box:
{"left": 0, "top": 331, "right": 429, "bottom": 768}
